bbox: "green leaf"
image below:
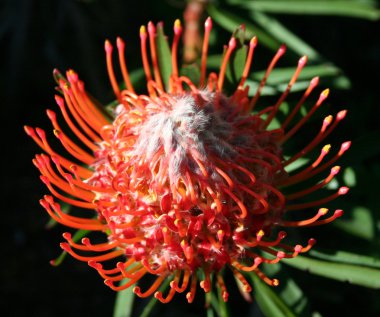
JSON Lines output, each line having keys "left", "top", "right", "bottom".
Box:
{"left": 235, "top": 1, "right": 380, "bottom": 21}
{"left": 280, "top": 277, "right": 309, "bottom": 315}
{"left": 208, "top": 57, "right": 349, "bottom": 90}
{"left": 244, "top": 79, "right": 277, "bottom": 96}
{"left": 283, "top": 255, "right": 380, "bottom": 289}
{"left": 261, "top": 263, "right": 310, "bottom": 315}
{"left": 225, "top": 26, "right": 248, "bottom": 88}
{"left": 113, "top": 280, "right": 135, "bottom": 317}
{"left": 333, "top": 206, "right": 375, "bottom": 240}
{"left": 309, "top": 249, "right": 380, "bottom": 269}
{"left": 155, "top": 23, "right": 172, "bottom": 91}
{"left": 216, "top": 287, "right": 229, "bottom": 317}
{"left": 205, "top": 291, "right": 217, "bottom": 317}
{"left": 180, "top": 64, "right": 201, "bottom": 86}
{"left": 50, "top": 230, "right": 90, "bottom": 266}
{"left": 251, "top": 273, "right": 298, "bottom": 317}
{"left": 248, "top": 11, "right": 321, "bottom": 61}
{"left": 284, "top": 157, "right": 310, "bottom": 173}
{"left": 207, "top": 4, "right": 282, "bottom": 51}
{"left": 252, "top": 64, "right": 345, "bottom": 85}
{"left": 343, "top": 167, "right": 357, "bottom": 187}
{"left": 128, "top": 68, "right": 146, "bottom": 86}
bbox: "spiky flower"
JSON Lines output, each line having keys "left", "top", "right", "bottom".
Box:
{"left": 25, "top": 18, "right": 349, "bottom": 303}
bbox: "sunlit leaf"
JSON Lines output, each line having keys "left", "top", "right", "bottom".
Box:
{"left": 248, "top": 11, "right": 321, "bottom": 61}
{"left": 252, "top": 64, "right": 348, "bottom": 86}
{"left": 244, "top": 80, "right": 277, "bottom": 96}
{"left": 251, "top": 273, "right": 298, "bottom": 317}
{"left": 284, "top": 157, "right": 310, "bottom": 173}
{"left": 262, "top": 263, "right": 310, "bottom": 315}
{"left": 207, "top": 4, "right": 281, "bottom": 51}
{"left": 280, "top": 278, "right": 309, "bottom": 315}
{"left": 283, "top": 255, "right": 380, "bottom": 288}
{"left": 225, "top": 26, "right": 248, "bottom": 88}
{"left": 343, "top": 167, "right": 357, "bottom": 187}
{"left": 334, "top": 206, "right": 375, "bottom": 240}
{"left": 309, "top": 249, "right": 380, "bottom": 269}
{"left": 233, "top": 1, "right": 380, "bottom": 21}
{"left": 180, "top": 64, "right": 201, "bottom": 86}
{"left": 113, "top": 280, "right": 135, "bottom": 317}
{"left": 206, "top": 292, "right": 216, "bottom": 317}
{"left": 155, "top": 23, "right": 172, "bottom": 91}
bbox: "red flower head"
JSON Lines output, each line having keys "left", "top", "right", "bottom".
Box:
{"left": 25, "top": 18, "right": 350, "bottom": 303}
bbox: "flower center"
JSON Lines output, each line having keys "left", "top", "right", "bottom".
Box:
{"left": 90, "top": 91, "right": 286, "bottom": 272}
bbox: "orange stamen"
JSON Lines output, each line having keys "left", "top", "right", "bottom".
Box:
{"left": 249, "top": 44, "right": 287, "bottom": 111}
{"left": 217, "top": 37, "right": 237, "bottom": 91}
{"left": 186, "top": 274, "right": 197, "bottom": 303}
{"left": 217, "top": 274, "right": 229, "bottom": 302}
{"left": 134, "top": 275, "right": 166, "bottom": 298}
{"left": 238, "top": 37, "right": 257, "bottom": 90}
{"left": 147, "top": 22, "right": 164, "bottom": 90}
{"left": 286, "top": 166, "right": 341, "bottom": 200}
{"left": 282, "top": 88, "right": 330, "bottom": 143}
{"left": 282, "top": 76, "right": 319, "bottom": 129}
{"left": 200, "top": 17, "right": 212, "bottom": 87}
{"left": 264, "top": 55, "right": 308, "bottom": 127}
{"left": 104, "top": 40, "right": 121, "bottom": 100}
{"left": 287, "top": 187, "right": 349, "bottom": 211}
{"left": 140, "top": 25, "right": 153, "bottom": 83}
{"left": 116, "top": 37, "right": 135, "bottom": 93}
{"left": 171, "top": 19, "right": 182, "bottom": 80}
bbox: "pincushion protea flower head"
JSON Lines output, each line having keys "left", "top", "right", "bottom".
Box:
{"left": 25, "top": 18, "right": 350, "bottom": 303}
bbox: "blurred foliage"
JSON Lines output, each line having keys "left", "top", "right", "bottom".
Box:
{"left": 3, "top": 0, "right": 380, "bottom": 316}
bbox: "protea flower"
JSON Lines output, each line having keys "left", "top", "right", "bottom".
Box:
{"left": 25, "top": 18, "right": 350, "bottom": 304}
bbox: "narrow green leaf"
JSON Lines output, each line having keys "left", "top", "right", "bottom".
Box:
{"left": 251, "top": 274, "right": 297, "bottom": 317}
{"left": 180, "top": 64, "right": 201, "bottom": 86}
{"left": 155, "top": 23, "right": 172, "bottom": 91}
{"left": 334, "top": 206, "right": 375, "bottom": 240}
{"left": 261, "top": 263, "right": 310, "bottom": 315}
{"left": 113, "top": 280, "right": 135, "bottom": 317}
{"left": 237, "top": 1, "right": 380, "bottom": 21}
{"left": 244, "top": 79, "right": 277, "bottom": 96}
{"left": 207, "top": 4, "right": 282, "bottom": 51}
{"left": 280, "top": 278, "right": 309, "bottom": 315}
{"left": 225, "top": 26, "right": 248, "bottom": 88}
{"left": 283, "top": 255, "right": 380, "bottom": 289}
{"left": 128, "top": 68, "right": 146, "bottom": 86}
{"left": 252, "top": 64, "right": 344, "bottom": 85}
{"left": 248, "top": 11, "right": 321, "bottom": 61}
{"left": 284, "top": 157, "right": 310, "bottom": 173}
{"left": 343, "top": 167, "right": 357, "bottom": 187}
{"left": 209, "top": 57, "right": 348, "bottom": 89}
{"left": 207, "top": 305, "right": 215, "bottom": 317}
{"left": 309, "top": 249, "right": 380, "bottom": 269}
{"left": 206, "top": 292, "right": 216, "bottom": 317}
{"left": 216, "top": 288, "right": 229, "bottom": 317}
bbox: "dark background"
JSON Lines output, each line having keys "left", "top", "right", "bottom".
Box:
{"left": 2, "top": 0, "right": 379, "bottom": 316}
